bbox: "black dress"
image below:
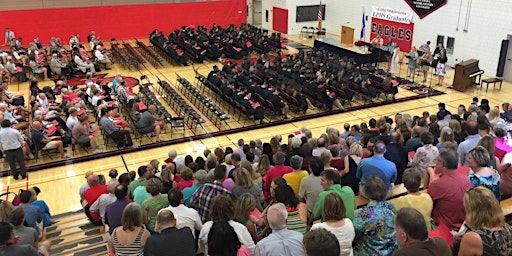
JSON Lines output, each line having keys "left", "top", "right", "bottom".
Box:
{"left": 340, "top": 155, "right": 360, "bottom": 195}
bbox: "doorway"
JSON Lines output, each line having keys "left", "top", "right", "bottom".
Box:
{"left": 503, "top": 35, "right": 512, "bottom": 82}
{"left": 251, "top": 0, "right": 262, "bottom": 26}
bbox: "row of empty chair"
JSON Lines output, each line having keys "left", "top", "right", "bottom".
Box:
{"left": 110, "top": 43, "right": 140, "bottom": 71}
{"left": 136, "top": 40, "right": 164, "bottom": 68}
{"left": 177, "top": 73, "right": 230, "bottom": 129}
{"left": 157, "top": 80, "right": 206, "bottom": 132}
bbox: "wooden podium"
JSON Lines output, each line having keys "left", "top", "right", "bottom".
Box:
{"left": 340, "top": 26, "right": 355, "bottom": 46}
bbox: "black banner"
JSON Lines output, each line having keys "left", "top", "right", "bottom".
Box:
{"left": 404, "top": 0, "right": 447, "bottom": 19}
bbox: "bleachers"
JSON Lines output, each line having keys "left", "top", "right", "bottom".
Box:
{"left": 47, "top": 211, "right": 108, "bottom": 256}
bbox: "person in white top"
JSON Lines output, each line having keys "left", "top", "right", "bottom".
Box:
{"left": 66, "top": 107, "right": 79, "bottom": 131}
{"left": 73, "top": 54, "right": 95, "bottom": 74}
{"left": 94, "top": 46, "right": 111, "bottom": 69}
{"left": 311, "top": 192, "right": 355, "bottom": 256}
{"left": 158, "top": 188, "right": 202, "bottom": 238}
{"left": 198, "top": 195, "right": 255, "bottom": 255}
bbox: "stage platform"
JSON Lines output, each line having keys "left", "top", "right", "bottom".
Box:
{"left": 314, "top": 38, "right": 387, "bottom": 65}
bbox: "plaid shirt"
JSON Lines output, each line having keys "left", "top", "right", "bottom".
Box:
{"left": 191, "top": 180, "right": 232, "bottom": 222}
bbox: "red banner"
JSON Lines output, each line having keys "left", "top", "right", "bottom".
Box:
{"left": 370, "top": 17, "right": 414, "bottom": 52}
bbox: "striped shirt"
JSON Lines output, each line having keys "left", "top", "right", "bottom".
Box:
{"left": 112, "top": 226, "right": 145, "bottom": 256}
{"left": 286, "top": 207, "right": 307, "bottom": 234}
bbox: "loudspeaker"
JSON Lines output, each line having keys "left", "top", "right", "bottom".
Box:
{"left": 497, "top": 39, "right": 509, "bottom": 77}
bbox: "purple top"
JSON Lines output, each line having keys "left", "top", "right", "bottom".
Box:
{"left": 104, "top": 198, "right": 131, "bottom": 234}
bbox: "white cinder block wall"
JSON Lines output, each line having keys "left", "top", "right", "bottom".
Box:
{"left": 262, "top": 0, "right": 512, "bottom": 77}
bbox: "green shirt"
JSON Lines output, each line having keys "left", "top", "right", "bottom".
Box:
{"left": 141, "top": 194, "right": 169, "bottom": 231}
{"left": 128, "top": 178, "right": 146, "bottom": 198}
{"left": 313, "top": 184, "right": 356, "bottom": 221}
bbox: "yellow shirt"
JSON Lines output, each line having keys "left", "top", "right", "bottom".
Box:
{"left": 283, "top": 171, "right": 309, "bottom": 198}
{"left": 392, "top": 193, "right": 434, "bottom": 231}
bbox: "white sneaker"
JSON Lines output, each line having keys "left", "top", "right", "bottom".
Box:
{"left": 93, "top": 149, "right": 103, "bottom": 154}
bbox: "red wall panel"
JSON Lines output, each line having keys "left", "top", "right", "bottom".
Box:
{"left": 272, "top": 7, "right": 288, "bottom": 34}
{"left": 0, "top": 0, "right": 246, "bottom": 44}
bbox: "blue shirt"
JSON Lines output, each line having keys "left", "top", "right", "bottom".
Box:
{"left": 458, "top": 134, "right": 482, "bottom": 166}
{"left": 17, "top": 204, "right": 42, "bottom": 236}
{"left": 183, "top": 184, "right": 202, "bottom": 208}
{"left": 356, "top": 156, "right": 397, "bottom": 189}
{"left": 31, "top": 200, "right": 51, "bottom": 227}
{"left": 254, "top": 228, "right": 304, "bottom": 256}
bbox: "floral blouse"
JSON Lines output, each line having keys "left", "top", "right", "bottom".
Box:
{"left": 353, "top": 201, "right": 398, "bottom": 256}
{"left": 408, "top": 144, "right": 439, "bottom": 172}
{"left": 468, "top": 171, "right": 501, "bottom": 201}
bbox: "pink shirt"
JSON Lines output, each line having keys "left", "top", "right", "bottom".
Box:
{"left": 428, "top": 170, "right": 473, "bottom": 230}
{"left": 495, "top": 137, "right": 512, "bottom": 161}
{"left": 263, "top": 165, "right": 293, "bottom": 201}
{"left": 501, "top": 153, "right": 512, "bottom": 195}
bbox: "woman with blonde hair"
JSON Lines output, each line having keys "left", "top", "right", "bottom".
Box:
{"left": 240, "top": 161, "right": 263, "bottom": 201}
{"left": 488, "top": 107, "right": 505, "bottom": 128}
{"left": 160, "top": 165, "right": 174, "bottom": 193}
{"left": 457, "top": 187, "right": 512, "bottom": 255}
{"left": 257, "top": 154, "right": 272, "bottom": 177}
{"left": 478, "top": 135, "right": 500, "bottom": 169}
{"left": 233, "top": 193, "right": 269, "bottom": 244}
{"left": 449, "top": 119, "right": 465, "bottom": 144}
{"left": 232, "top": 168, "right": 263, "bottom": 211}
{"left": 110, "top": 202, "right": 151, "bottom": 255}
{"left": 396, "top": 119, "right": 411, "bottom": 145}
{"left": 149, "top": 160, "right": 159, "bottom": 172}
{"left": 436, "top": 126, "right": 457, "bottom": 150}
{"left": 341, "top": 143, "right": 363, "bottom": 194}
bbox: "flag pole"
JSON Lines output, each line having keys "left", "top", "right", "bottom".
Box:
{"left": 362, "top": 6, "right": 365, "bottom": 42}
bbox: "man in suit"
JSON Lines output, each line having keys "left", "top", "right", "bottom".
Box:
{"left": 144, "top": 209, "right": 196, "bottom": 256}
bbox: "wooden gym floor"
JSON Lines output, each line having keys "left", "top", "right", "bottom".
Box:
{"left": 0, "top": 33, "right": 509, "bottom": 215}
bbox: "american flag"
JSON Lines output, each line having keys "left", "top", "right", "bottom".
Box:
{"left": 317, "top": 1, "right": 323, "bottom": 31}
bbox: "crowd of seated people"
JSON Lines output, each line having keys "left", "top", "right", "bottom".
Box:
{"left": 0, "top": 186, "right": 52, "bottom": 255}
{"left": 56, "top": 97, "right": 512, "bottom": 255}
{"left": 149, "top": 23, "right": 285, "bottom": 66}
{"left": 203, "top": 47, "right": 403, "bottom": 122}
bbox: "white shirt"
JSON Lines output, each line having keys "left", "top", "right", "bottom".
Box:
{"left": 199, "top": 220, "right": 255, "bottom": 255}
{"left": 0, "top": 127, "right": 24, "bottom": 151}
{"left": 91, "top": 95, "right": 101, "bottom": 107}
{"left": 90, "top": 193, "right": 116, "bottom": 222}
{"left": 311, "top": 219, "right": 355, "bottom": 256}
{"left": 66, "top": 115, "right": 78, "bottom": 131}
{"left": 94, "top": 50, "right": 105, "bottom": 61}
{"left": 159, "top": 204, "right": 202, "bottom": 238}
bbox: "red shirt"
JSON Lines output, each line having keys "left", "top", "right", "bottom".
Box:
{"left": 428, "top": 170, "right": 473, "bottom": 230}
{"left": 263, "top": 165, "right": 293, "bottom": 201}
{"left": 177, "top": 180, "right": 194, "bottom": 190}
{"left": 84, "top": 184, "right": 108, "bottom": 220}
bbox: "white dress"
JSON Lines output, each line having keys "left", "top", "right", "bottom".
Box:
{"left": 311, "top": 219, "right": 355, "bottom": 256}
{"left": 390, "top": 48, "right": 399, "bottom": 74}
